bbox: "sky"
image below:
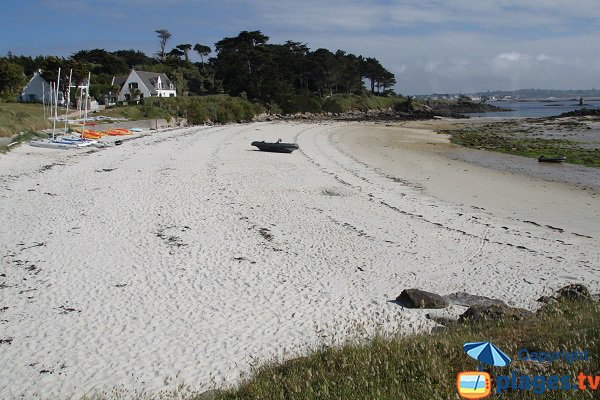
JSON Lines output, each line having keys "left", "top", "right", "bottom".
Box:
{"left": 1, "top": 0, "right": 600, "bottom": 94}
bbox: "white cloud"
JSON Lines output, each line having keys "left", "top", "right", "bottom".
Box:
{"left": 27, "top": 0, "right": 600, "bottom": 93}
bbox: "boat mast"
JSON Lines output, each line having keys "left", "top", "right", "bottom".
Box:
{"left": 52, "top": 68, "right": 61, "bottom": 140}
{"left": 50, "top": 83, "right": 55, "bottom": 139}
{"left": 82, "top": 72, "right": 90, "bottom": 133}
{"left": 64, "top": 69, "right": 72, "bottom": 133}
{"left": 42, "top": 82, "right": 46, "bottom": 119}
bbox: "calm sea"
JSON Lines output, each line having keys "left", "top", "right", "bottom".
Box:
{"left": 468, "top": 99, "right": 600, "bottom": 118}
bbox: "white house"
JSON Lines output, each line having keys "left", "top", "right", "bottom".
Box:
{"left": 117, "top": 70, "right": 176, "bottom": 102}
{"left": 19, "top": 70, "right": 63, "bottom": 104}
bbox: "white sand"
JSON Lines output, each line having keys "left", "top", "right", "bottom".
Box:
{"left": 0, "top": 122, "right": 598, "bottom": 399}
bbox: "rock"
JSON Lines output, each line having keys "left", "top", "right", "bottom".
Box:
{"left": 396, "top": 289, "right": 449, "bottom": 309}
{"left": 197, "top": 389, "right": 224, "bottom": 399}
{"left": 444, "top": 292, "right": 508, "bottom": 308}
{"left": 536, "top": 295, "right": 556, "bottom": 304}
{"left": 556, "top": 284, "right": 591, "bottom": 301}
{"left": 459, "top": 304, "right": 533, "bottom": 322}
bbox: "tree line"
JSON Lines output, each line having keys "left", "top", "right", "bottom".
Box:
{"left": 0, "top": 30, "right": 397, "bottom": 107}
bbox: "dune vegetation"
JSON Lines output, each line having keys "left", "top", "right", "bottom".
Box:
{"left": 0, "top": 102, "right": 50, "bottom": 137}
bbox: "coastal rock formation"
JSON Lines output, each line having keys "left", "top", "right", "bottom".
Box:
{"left": 254, "top": 99, "right": 511, "bottom": 123}
{"left": 556, "top": 108, "right": 600, "bottom": 118}
{"left": 538, "top": 284, "right": 592, "bottom": 307}
{"left": 396, "top": 289, "right": 449, "bottom": 309}
{"left": 459, "top": 304, "right": 533, "bottom": 322}
{"left": 444, "top": 292, "right": 508, "bottom": 308}
{"left": 556, "top": 283, "right": 591, "bottom": 301}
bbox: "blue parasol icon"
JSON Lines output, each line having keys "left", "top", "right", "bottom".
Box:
{"left": 463, "top": 341, "right": 511, "bottom": 367}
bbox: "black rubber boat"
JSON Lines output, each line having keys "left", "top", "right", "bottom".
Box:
{"left": 251, "top": 139, "right": 299, "bottom": 153}
{"left": 538, "top": 155, "right": 566, "bottom": 163}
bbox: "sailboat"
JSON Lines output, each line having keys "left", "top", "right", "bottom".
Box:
{"left": 57, "top": 71, "right": 98, "bottom": 146}
{"left": 31, "top": 70, "right": 95, "bottom": 149}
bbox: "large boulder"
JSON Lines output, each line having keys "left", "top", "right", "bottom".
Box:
{"left": 444, "top": 292, "right": 508, "bottom": 308}
{"left": 396, "top": 289, "right": 449, "bottom": 309}
{"left": 459, "top": 304, "right": 533, "bottom": 322}
{"left": 556, "top": 284, "right": 591, "bottom": 301}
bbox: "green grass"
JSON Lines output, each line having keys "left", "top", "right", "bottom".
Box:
{"left": 322, "top": 94, "right": 404, "bottom": 113}
{"left": 96, "top": 104, "right": 173, "bottom": 121}
{"left": 0, "top": 103, "right": 51, "bottom": 137}
{"left": 98, "top": 95, "right": 264, "bottom": 125}
{"left": 95, "top": 94, "right": 406, "bottom": 125}
{"left": 444, "top": 126, "right": 600, "bottom": 167}
{"left": 0, "top": 129, "right": 47, "bottom": 153}
{"left": 84, "top": 299, "right": 599, "bottom": 400}
{"left": 215, "top": 300, "right": 599, "bottom": 400}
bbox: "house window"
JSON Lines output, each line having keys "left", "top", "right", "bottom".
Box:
{"left": 128, "top": 82, "right": 138, "bottom": 89}
{"left": 125, "top": 94, "right": 131, "bottom": 101}
{"left": 170, "top": 93, "right": 175, "bottom": 97}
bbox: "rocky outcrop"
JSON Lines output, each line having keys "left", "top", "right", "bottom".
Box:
{"left": 556, "top": 108, "right": 600, "bottom": 118}
{"left": 250, "top": 99, "right": 513, "bottom": 124}
{"left": 396, "top": 289, "right": 449, "bottom": 309}
{"left": 459, "top": 304, "right": 533, "bottom": 322}
{"left": 444, "top": 292, "right": 508, "bottom": 308}
{"left": 556, "top": 284, "right": 592, "bottom": 301}
{"left": 426, "top": 100, "right": 509, "bottom": 115}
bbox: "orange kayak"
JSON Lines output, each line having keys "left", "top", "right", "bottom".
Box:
{"left": 105, "top": 129, "right": 132, "bottom": 136}
{"left": 82, "top": 132, "right": 102, "bottom": 139}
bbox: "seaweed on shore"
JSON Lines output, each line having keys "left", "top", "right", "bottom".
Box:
{"left": 440, "top": 121, "right": 600, "bottom": 167}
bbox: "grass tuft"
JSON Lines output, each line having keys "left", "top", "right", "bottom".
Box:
{"left": 0, "top": 129, "right": 47, "bottom": 153}
{"left": 0, "top": 103, "right": 51, "bottom": 137}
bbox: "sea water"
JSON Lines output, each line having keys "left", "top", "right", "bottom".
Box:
{"left": 468, "top": 99, "right": 600, "bottom": 118}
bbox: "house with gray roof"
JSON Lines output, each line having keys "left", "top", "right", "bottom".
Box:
{"left": 117, "top": 69, "right": 176, "bottom": 102}
{"left": 19, "top": 70, "right": 62, "bottom": 104}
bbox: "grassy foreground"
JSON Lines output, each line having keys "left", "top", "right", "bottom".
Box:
{"left": 86, "top": 299, "right": 599, "bottom": 400}
{"left": 0, "top": 103, "right": 51, "bottom": 137}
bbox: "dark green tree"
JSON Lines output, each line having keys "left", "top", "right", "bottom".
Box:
{"left": 155, "top": 29, "right": 172, "bottom": 61}
{"left": 112, "top": 49, "right": 155, "bottom": 69}
{"left": 176, "top": 44, "right": 193, "bottom": 62}
{"left": 193, "top": 44, "right": 211, "bottom": 66}
{"left": 72, "top": 49, "right": 128, "bottom": 76}
{"left": 214, "top": 31, "right": 270, "bottom": 98}
{"left": 360, "top": 57, "right": 394, "bottom": 94}
{"left": 168, "top": 48, "right": 185, "bottom": 61}
{"left": 0, "top": 59, "right": 25, "bottom": 99}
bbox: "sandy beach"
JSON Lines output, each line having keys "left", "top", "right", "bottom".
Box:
{"left": 1, "top": 121, "right": 598, "bottom": 399}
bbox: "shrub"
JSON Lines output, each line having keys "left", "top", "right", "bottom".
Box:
{"left": 281, "top": 95, "right": 322, "bottom": 114}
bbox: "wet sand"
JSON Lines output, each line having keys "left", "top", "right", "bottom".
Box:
{"left": 335, "top": 121, "right": 599, "bottom": 238}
